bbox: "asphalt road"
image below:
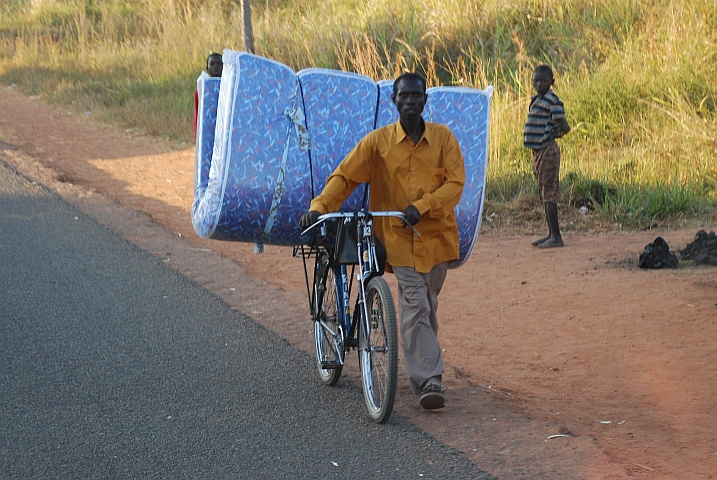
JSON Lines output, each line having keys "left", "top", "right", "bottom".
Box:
{"left": 0, "top": 159, "right": 493, "bottom": 479}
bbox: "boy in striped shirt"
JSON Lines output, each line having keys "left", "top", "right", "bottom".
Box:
{"left": 524, "top": 65, "right": 571, "bottom": 248}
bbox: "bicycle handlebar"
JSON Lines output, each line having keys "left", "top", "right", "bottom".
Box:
{"left": 300, "top": 211, "right": 421, "bottom": 237}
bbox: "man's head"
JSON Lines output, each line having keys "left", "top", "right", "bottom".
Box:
{"left": 206, "top": 53, "right": 223, "bottom": 78}
{"left": 532, "top": 65, "right": 554, "bottom": 96}
{"left": 392, "top": 73, "right": 428, "bottom": 123}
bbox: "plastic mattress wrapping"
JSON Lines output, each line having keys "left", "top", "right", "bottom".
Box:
{"left": 192, "top": 49, "right": 492, "bottom": 267}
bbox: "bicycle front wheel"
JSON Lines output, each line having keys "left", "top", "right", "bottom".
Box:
{"left": 359, "top": 276, "right": 398, "bottom": 423}
{"left": 313, "top": 256, "right": 344, "bottom": 386}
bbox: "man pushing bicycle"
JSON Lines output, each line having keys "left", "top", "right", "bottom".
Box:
{"left": 300, "top": 72, "right": 465, "bottom": 410}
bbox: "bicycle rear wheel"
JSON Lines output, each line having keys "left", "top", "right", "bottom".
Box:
{"left": 359, "top": 276, "right": 398, "bottom": 423}
{"left": 313, "top": 253, "right": 344, "bottom": 386}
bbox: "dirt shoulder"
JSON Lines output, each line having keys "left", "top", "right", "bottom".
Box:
{"left": 2, "top": 85, "right": 716, "bottom": 479}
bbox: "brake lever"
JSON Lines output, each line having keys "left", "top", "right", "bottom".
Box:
{"left": 399, "top": 214, "right": 421, "bottom": 237}
{"left": 301, "top": 219, "right": 324, "bottom": 236}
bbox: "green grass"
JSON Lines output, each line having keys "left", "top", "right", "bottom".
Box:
{"left": 1, "top": 0, "right": 716, "bottom": 229}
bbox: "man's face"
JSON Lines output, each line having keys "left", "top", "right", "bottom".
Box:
{"left": 392, "top": 78, "right": 427, "bottom": 122}
{"left": 532, "top": 70, "right": 553, "bottom": 95}
{"left": 207, "top": 56, "right": 223, "bottom": 78}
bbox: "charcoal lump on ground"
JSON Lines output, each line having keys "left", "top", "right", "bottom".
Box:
{"left": 680, "top": 230, "right": 717, "bottom": 266}
{"left": 638, "top": 237, "right": 679, "bottom": 269}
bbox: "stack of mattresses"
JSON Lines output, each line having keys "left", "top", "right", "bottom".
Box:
{"left": 192, "top": 49, "right": 492, "bottom": 267}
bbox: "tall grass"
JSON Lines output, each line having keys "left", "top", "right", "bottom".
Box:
{"left": 0, "top": 0, "right": 715, "bottom": 228}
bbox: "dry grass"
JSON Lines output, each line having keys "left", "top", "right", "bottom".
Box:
{"left": 1, "top": 0, "right": 715, "bottom": 229}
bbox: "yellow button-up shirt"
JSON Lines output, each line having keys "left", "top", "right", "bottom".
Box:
{"left": 309, "top": 120, "right": 465, "bottom": 273}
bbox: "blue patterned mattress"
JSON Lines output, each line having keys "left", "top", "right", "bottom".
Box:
{"left": 192, "top": 49, "right": 492, "bottom": 268}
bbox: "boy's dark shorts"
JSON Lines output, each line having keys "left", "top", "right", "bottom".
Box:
{"left": 532, "top": 140, "right": 560, "bottom": 203}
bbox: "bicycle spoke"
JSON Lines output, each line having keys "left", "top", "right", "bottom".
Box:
{"left": 313, "top": 255, "right": 343, "bottom": 385}
{"left": 359, "top": 277, "right": 398, "bottom": 423}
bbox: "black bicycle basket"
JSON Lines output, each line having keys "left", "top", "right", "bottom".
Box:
{"left": 334, "top": 216, "right": 387, "bottom": 275}
{"left": 334, "top": 216, "right": 359, "bottom": 264}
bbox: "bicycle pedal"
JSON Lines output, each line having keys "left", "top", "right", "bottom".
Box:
{"left": 320, "top": 360, "right": 343, "bottom": 369}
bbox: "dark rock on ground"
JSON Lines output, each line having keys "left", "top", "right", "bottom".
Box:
{"left": 679, "top": 230, "right": 717, "bottom": 265}
{"left": 638, "top": 237, "right": 678, "bottom": 269}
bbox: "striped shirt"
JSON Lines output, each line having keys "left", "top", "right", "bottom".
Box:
{"left": 523, "top": 90, "right": 566, "bottom": 150}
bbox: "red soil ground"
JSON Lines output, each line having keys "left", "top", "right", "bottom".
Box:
{"left": 2, "top": 85, "right": 716, "bottom": 479}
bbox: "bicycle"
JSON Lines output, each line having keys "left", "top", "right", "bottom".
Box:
{"left": 295, "top": 210, "right": 418, "bottom": 423}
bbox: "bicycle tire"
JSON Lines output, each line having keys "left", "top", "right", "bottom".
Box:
{"left": 313, "top": 253, "right": 343, "bottom": 386}
{"left": 359, "top": 276, "right": 398, "bottom": 423}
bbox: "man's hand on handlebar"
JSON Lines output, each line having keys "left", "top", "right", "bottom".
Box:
{"left": 300, "top": 210, "right": 321, "bottom": 230}
{"left": 401, "top": 205, "right": 420, "bottom": 227}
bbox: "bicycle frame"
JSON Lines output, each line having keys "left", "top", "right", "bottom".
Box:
{"left": 295, "top": 211, "right": 417, "bottom": 359}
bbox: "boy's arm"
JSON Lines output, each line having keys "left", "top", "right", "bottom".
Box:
{"left": 555, "top": 117, "right": 571, "bottom": 137}
{"left": 551, "top": 94, "right": 570, "bottom": 137}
